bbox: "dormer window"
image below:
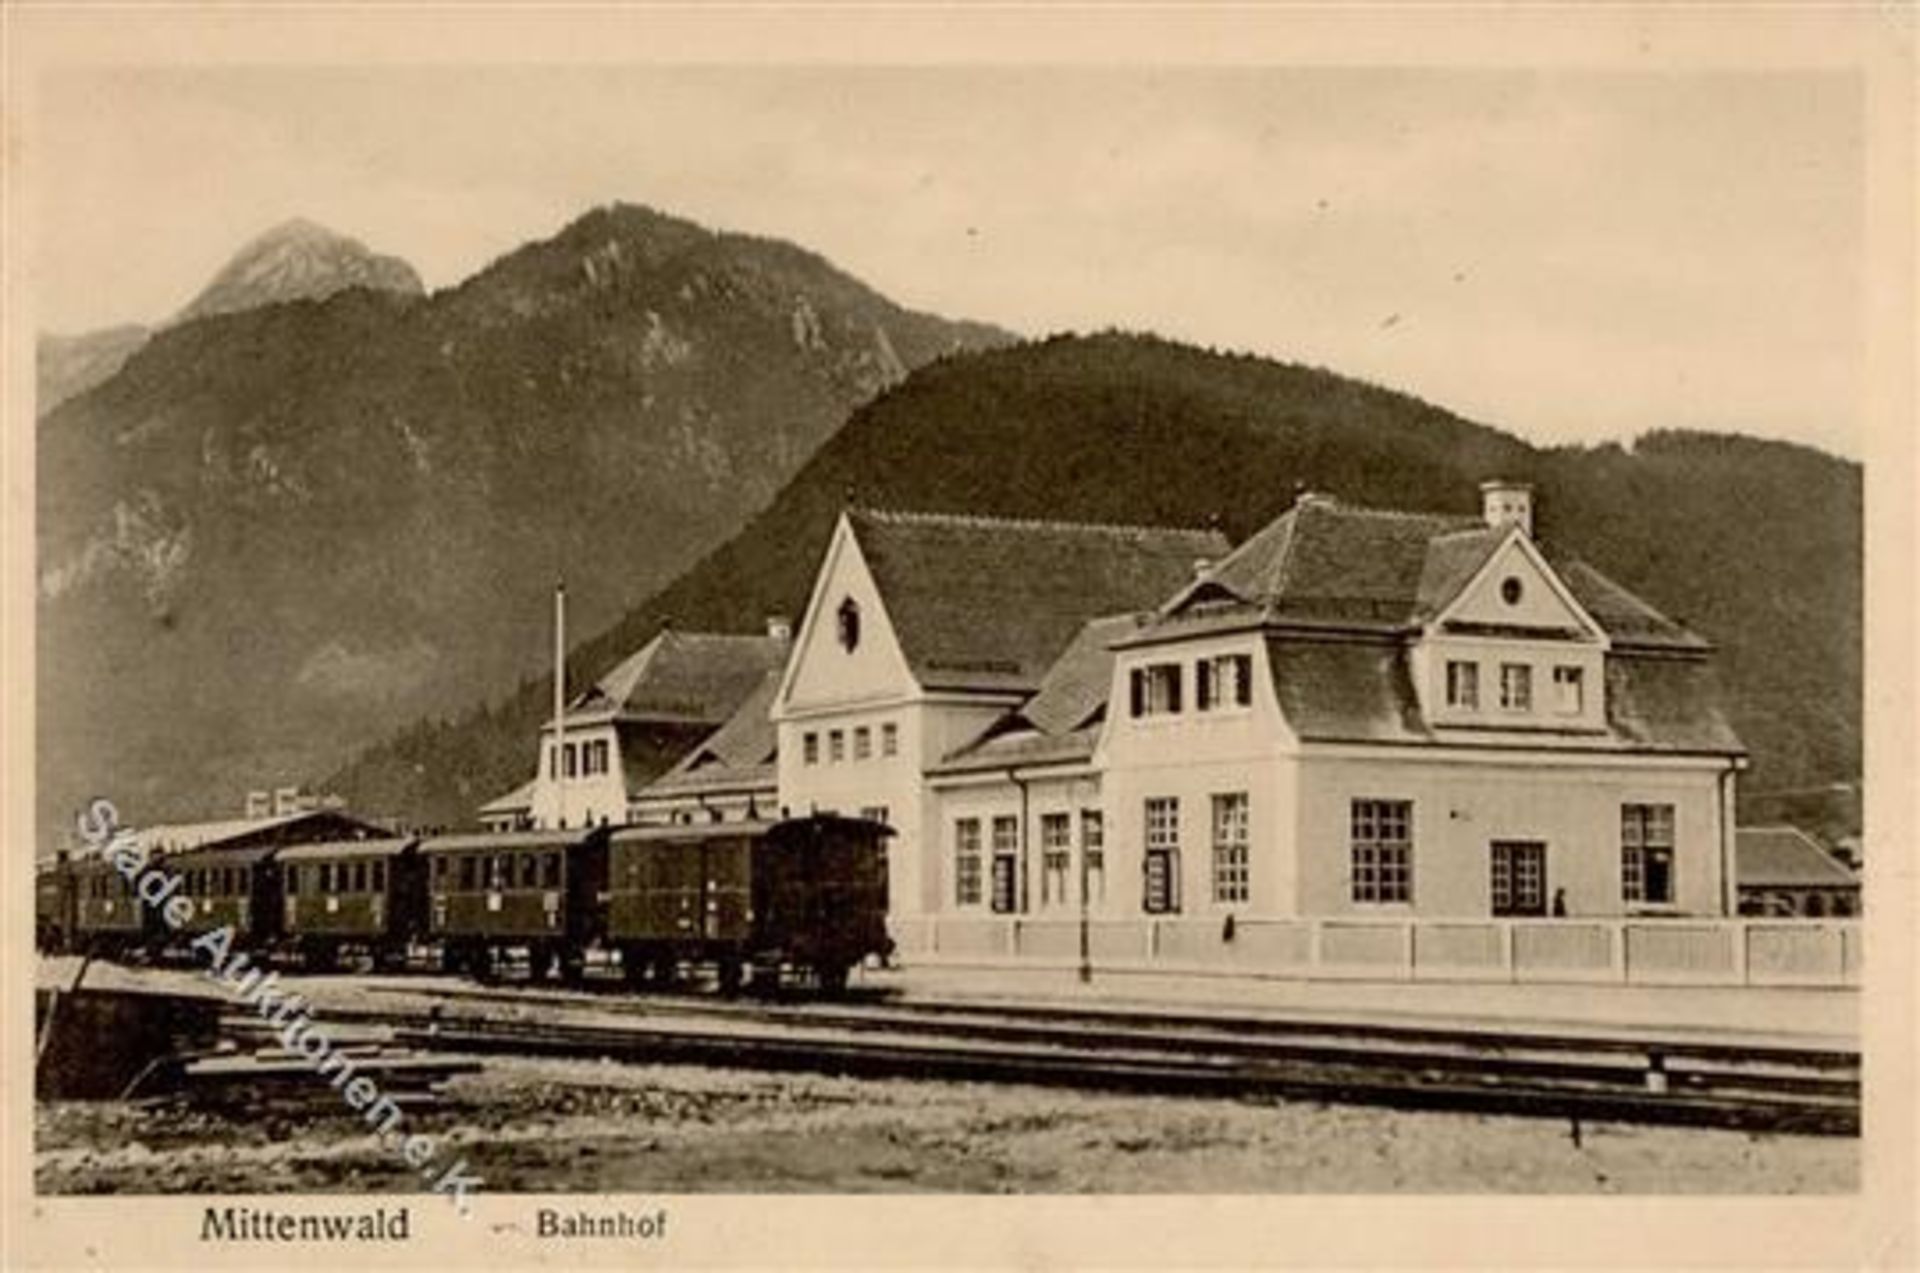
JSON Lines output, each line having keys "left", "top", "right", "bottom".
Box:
{"left": 1129, "top": 663, "right": 1183, "bottom": 716}
{"left": 1196, "top": 654, "right": 1253, "bottom": 711}
{"left": 1445, "top": 660, "right": 1480, "bottom": 710}
{"left": 836, "top": 597, "right": 861, "bottom": 651}
{"left": 1553, "top": 665, "right": 1585, "bottom": 715}
{"left": 1499, "top": 663, "right": 1533, "bottom": 712}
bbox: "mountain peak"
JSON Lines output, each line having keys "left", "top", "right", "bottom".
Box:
{"left": 174, "top": 218, "right": 424, "bottom": 325}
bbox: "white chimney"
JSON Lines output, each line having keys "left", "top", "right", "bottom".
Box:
{"left": 1480, "top": 480, "right": 1534, "bottom": 537}
{"left": 766, "top": 615, "right": 793, "bottom": 644}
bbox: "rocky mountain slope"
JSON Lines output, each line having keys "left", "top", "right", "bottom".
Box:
{"left": 174, "top": 218, "right": 424, "bottom": 325}
{"left": 327, "top": 333, "right": 1861, "bottom": 829}
{"left": 37, "top": 203, "right": 1010, "bottom": 831}
{"left": 37, "top": 219, "right": 427, "bottom": 415}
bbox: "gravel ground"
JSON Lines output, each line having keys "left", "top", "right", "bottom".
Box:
{"left": 37, "top": 1054, "right": 1855, "bottom": 1195}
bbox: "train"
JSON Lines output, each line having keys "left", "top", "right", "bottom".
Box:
{"left": 35, "top": 814, "right": 893, "bottom": 994}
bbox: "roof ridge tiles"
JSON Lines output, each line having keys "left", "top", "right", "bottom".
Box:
{"left": 853, "top": 506, "right": 1222, "bottom": 540}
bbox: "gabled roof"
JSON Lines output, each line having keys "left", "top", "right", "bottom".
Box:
{"left": 1148, "top": 495, "right": 1706, "bottom": 651}
{"left": 930, "top": 612, "right": 1147, "bottom": 776}
{"left": 848, "top": 508, "right": 1228, "bottom": 694}
{"left": 478, "top": 779, "right": 536, "bottom": 816}
{"left": 1737, "top": 826, "right": 1859, "bottom": 888}
{"left": 1020, "top": 612, "right": 1149, "bottom": 736}
{"left": 635, "top": 668, "right": 782, "bottom": 800}
{"left": 563, "top": 629, "right": 787, "bottom": 726}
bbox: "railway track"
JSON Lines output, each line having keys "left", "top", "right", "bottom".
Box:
{"left": 321, "top": 979, "right": 1858, "bottom": 1136}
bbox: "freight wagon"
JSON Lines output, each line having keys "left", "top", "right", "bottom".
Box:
{"left": 607, "top": 814, "right": 891, "bottom": 992}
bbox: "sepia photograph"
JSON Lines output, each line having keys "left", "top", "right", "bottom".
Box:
{"left": 5, "top": 5, "right": 1913, "bottom": 1269}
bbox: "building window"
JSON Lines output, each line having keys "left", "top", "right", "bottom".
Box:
{"left": 1499, "top": 663, "right": 1532, "bottom": 712}
{"left": 853, "top": 726, "right": 871, "bottom": 760}
{"left": 1129, "top": 663, "right": 1184, "bottom": 717}
{"left": 1489, "top": 841, "right": 1546, "bottom": 916}
{"left": 1622, "top": 803, "right": 1676, "bottom": 905}
{"left": 1081, "top": 810, "right": 1105, "bottom": 905}
{"left": 829, "top": 730, "right": 845, "bottom": 763}
{"left": 1040, "top": 813, "right": 1072, "bottom": 906}
{"left": 1143, "top": 797, "right": 1180, "bottom": 913}
{"left": 1501, "top": 576, "right": 1524, "bottom": 605}
{"left": 1211, "top": 793, "right": 1250, "bottom": 904}
{"left": 954, "top": 818, "right": 982, "bottom": 907}
{"left": 803, "top": 732, "right": 819, "bottom": 765}
{"left": 563, "top": 743, "right": 579, "bottom": 777}
{"left": 1553, "top": 666, "right": 1584, "bottom": 715}
{"left": 881, "top": 722, "right": 899, "bottom": 756}
{"left": 990, "top": 815, "right": 1020, "bottom": 914}
{"left": 1351, "top": 799, "right": 1413, "bottom": 904}
{"left": 1196, "top": 654, "right": 1253, "bottom": 711}
{"left": 837, "top": 597, "right": 861, "bottom": 651}
{"left": 548, "top": 744, "right": 559, "bottom": 778}
{"left": 1446, "top": 660, "right": 1480, "bottom": 710}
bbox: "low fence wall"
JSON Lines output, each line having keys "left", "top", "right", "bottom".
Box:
{"left": 886, "top": 914, "right": 1861, "bottom": 989}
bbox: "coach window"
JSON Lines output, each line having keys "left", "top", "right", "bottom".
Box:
{"left": 542, "top": 852, "right": 562, "bottom": 888}
{"left": 431, "top": 855, "right": 447, "bottom": 885}
{"left": 459, "top": 856, "right": 477, "bottom": 890}
{"left": 520, "top": 854, "right": 539, "bottom": 887}
{"left": 285, "top": 865, "right": 300, "bottom": 896}
{"left": 371, "top": 860, "right": 386, "bottom": 893}
{"left": 354, "top": 862, "right": 370, "bottom": 892}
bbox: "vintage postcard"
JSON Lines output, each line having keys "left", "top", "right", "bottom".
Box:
{"left": 4, "top": 4, "right": 1914, "bottom": 1269}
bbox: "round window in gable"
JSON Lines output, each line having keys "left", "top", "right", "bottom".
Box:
{"left": 1500, "top": 576, "right": 1524, "bottom": 606}
{"left": 837, "top": 597, "right": 861, "bottom": 651}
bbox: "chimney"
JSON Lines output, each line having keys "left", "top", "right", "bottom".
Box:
{"left": 1479, "top": 480, "right": 1533, "bottom": 537}
{"left": 766, "top": 615, "right": 793, "bottom": 644}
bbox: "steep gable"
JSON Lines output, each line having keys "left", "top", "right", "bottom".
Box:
{"left": 1429, "top": 532, "right": 1605, "bottom": 640}
{"left": 779, "top": 514, "right": 920, "bottom": 711}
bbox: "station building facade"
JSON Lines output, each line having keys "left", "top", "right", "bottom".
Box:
{"left": 643, "top": 483, "right": 1747, "bottom": 937}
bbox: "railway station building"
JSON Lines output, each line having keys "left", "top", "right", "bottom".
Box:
{"left": 756, "top": 483, "right": 1746, "bottom": 937}
{"left": 596, "top": 480, "right": 1789, "bottom": 981}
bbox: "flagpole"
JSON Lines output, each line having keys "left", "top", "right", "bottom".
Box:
{"left": 553, "top": 579, "right": 566, "bottom": 831}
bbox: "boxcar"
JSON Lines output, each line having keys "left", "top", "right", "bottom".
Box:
{"left": 421, "top": 828, "right": 607, "bottom": 980}
{"left": 165, "top": 843, "right": 285, "bottom": 947}
{"left": 606, "top": 814, "right": 890, "bottom": 992}
{"left": 280, "top": 837, "right": 425, "bottom": 970}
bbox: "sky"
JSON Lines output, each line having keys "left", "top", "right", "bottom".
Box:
{"left": 33, "top": 66, "right": 1864, "bottom": 456}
